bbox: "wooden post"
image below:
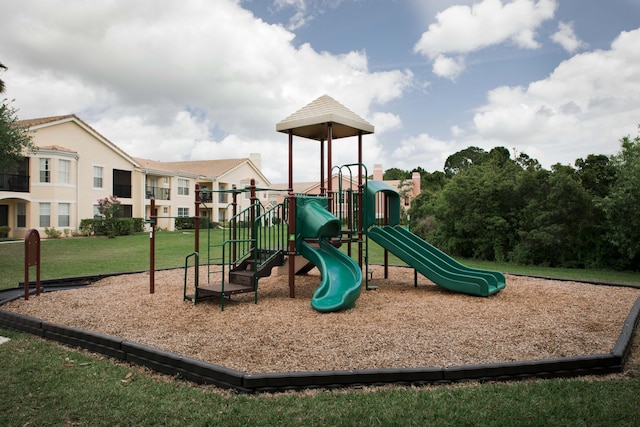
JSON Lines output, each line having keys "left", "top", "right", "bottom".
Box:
{"left": 24, "top": 229, "right": 41, "bottom": 300}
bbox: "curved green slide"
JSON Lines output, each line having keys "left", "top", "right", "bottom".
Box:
{"left": 369, "top": 225, "right": 505, "bottom": 296}
{"left": 295, "top": 197, "right": 362, "bottom": 312}
{"left": 299, "top": 240, "right": 362, "bottom": 312}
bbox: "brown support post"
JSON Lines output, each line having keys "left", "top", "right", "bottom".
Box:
{"left": 358, "top": 131, "right": 364, "bottom": 268}
{"left": 287, "top": 130, "right": 296, "bottom": 298}
{"left": 326, "top": 123, "right": 333, "bottom": 213}
{"left": 194, "top": 183, "right": 200, "bottom": 254}
{"left": 24, "top": 229, "right": 40, "bottom": 300}
{"left": 150, "top": 197, "right": 156, "bottom": 294}
{"left": 320, "top": 139, "right": 325, "bottom": 196}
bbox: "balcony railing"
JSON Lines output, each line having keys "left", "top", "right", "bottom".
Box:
{"left": 0, "top": 173, "right": 29, "bottom": 192}
{"left": 146, "top": 186, "right": 170, "bottom": 200}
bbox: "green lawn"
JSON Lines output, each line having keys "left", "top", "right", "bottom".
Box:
{"left": 0, "top": 327, "right": 638, "bottom": 426}
{"left": 1, "top": 232, "right": 640, "bottom": 425}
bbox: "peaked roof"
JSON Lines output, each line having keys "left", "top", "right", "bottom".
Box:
{"left": 276, "top": 94, "right": 374, "bottom": 141}
{"left": 18, "top": 114, "right": 140, "bottom": 167}
{"left": 134, "top": 157, "right": 271, "bottom": 185}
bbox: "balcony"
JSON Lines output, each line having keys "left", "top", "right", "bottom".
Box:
{"left": 0, "top": 173, "right": 30, "bottom": 192}
{"left": 146, "top": 186, "right": 171, "bottom": 200}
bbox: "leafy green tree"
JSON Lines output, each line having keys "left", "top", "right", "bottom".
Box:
{"left": 0, "top": 62, "right": 6, "bottom": 93}
{"left": 97, "top": 196, "right": 123, "bottom": 238}
{"left": 575, "top": 154, "right": 617, "bottom": 198}
{"left": 431, "top": 148, "right": 523, "bottom": 260}
{"left": 383, "top": 167, "right": 410, "bottom": 180}
{"left": 601, "top": 129, "right": 640, "bottom": 268}
{"left": 443, "top": 146, "right": 487, "bottom": 176}
{"left": 1, "top": 64, "right": 36, "bottom": 173}
{"left": 0, "top": 100, "right": 36, "bottom": 172}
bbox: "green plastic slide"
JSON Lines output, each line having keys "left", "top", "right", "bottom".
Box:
{"left": 368, "top": 225, "right": 505, "bottom": 296}
{"left": 300, "top": 240, "right": 363, "bottom": 312}
{"left": 294, "top": 196, "right": 362, "bottom": 312}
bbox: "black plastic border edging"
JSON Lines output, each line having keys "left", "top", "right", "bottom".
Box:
{"left": 1, "top": 295, "right": 639, "bottom": 393}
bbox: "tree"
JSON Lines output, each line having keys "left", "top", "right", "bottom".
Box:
{"left": 601, "top": 128, "right": 640, "bottom": 268}
{"left": 0, "top": 63, "right": 36, "bottom": 173}
{"left": 0, "top": 100, "right": 36, "bottom": 172}
{"left": 0, "top": 62, "right": 6, "bottom": 93}
{"left": 382, "top": 167, "right": 410, "bottom": 181}
{"left": 97, "top": 196, "right": 123, "bottom": 238}
{"left": 443, "top": 146, "right": 487, "bottom": 176}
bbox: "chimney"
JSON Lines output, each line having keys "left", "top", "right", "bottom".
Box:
{"left": 249, "top": 153, "right": 262, "bottom": 171}
{"left": 373, "top": 164, "right": 383, "bottom": 181}
{"left": 412, "top": 171, "right": 421, "bottom": 196}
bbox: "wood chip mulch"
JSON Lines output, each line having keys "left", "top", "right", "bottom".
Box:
{"left": 4, "top": 265, "right": 639, "bottom": 375}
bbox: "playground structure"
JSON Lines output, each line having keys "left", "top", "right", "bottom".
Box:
{"left": 181, "top": 95, "right": 505, "bottom": 311}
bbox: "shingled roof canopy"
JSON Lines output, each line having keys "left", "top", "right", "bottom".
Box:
{"left": 276, "top": 95, "right": 374, "bottom": 141}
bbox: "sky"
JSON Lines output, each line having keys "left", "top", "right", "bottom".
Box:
{"left": 1, "top": 0, "right": 639, "bottom": 184}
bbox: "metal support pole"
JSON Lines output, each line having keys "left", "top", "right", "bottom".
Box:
{"left": 358, "top": 131, "right": 364, "bottom": 268}
{"left": 287, "top": 130, "right": 296, "bottom": 298}
{"left": 194, "top": 183, "right": 200, "bottom": 254}
{"left": 150, "top": 197, "right": 156, "bottom": 294}
{"left": 326, "top": 123, "right": 333, "bottom": 213}
{"left": 320, "top": 139, "right": 325, "bottom": 196}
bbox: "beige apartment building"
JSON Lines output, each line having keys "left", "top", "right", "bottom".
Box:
{"left": 0, "top": 115, "right": 270, "bottom": 238}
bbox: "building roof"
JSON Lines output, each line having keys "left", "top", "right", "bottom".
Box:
{"left": 135, "top": 157, "right": 271, "bottom": 185}
{"left": 18, "top": 114, "right": 140, "bottom": 167}
{"left": 276, "top": 94, "right": 374, "bottom": 141}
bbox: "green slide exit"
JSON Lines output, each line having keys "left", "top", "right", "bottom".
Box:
{"left": 299, "top": 240, "right": 363, "bottom": 312}
{"left": 295, "top": 197, "right": 362, "bottom": 312}
{"left": 368, "top": 225, "right": 505, "bottom": 296}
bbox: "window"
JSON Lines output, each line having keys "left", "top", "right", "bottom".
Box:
{"left": 58, "top": 203, "right": 70, "bottom": 227}
{"left": 163, "top": 207, "right": 168, "bottom": 214}
{"left": 39, "top": 203, "right": 50, "bottom": 227}
{"left": 58, "top": 159, "right": 71, "bottom": 184}
{"left": 40, "top": 158, "right": 50, "bottom": 183}
{"left": 93, "top": 204, "right": 101, "bottom": 218}
{"left": 178, "top": 178, "right": 189, "bottom": 196}
{"left": 241, "top": 180, "right": 250, "bottom": 199}
{"left": 178, "top": 207, "right": 189, "bottom": 217}
{"left": 218, "top": 183, "right": 227, "bottom": 203}
{"left": 17, "top": 203, "right": 26, "bottom": 228}
{"left": 93, "top": 166, "right": 103, "bottom": 188}
{"left": 113, "top": 169, "right": 131, "bottom": 198}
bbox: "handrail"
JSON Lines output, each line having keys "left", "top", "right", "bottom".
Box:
{"left": 183, "top": 252, "right": 199, "bottom": 304}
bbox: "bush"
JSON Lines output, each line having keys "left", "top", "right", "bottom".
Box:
{"left": 44, "top": 227, "right": 62, "bottom": 239}
{"left": 175, "top": 217, "right": 212, "bottom": 230}
{"left": 79, "top": 218, "right": 142, "bottom": 237}
{"left": 0, "top": 225, "right": 10, "bottom": 238}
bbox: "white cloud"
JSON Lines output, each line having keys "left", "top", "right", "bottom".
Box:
{"left": 551, "top": 21, "right": 587, "bottom": 53}
{"left": 472, "top": 28, "right": 640, "bottom": 167}
{"left": 432, "top": 55, "right": 466, "bottom": 80}
{"left": 414, "top": 0, "right": 557, "bottom": 79}
{"left": 390, "top": 133, "right": 455, "bottom": 172}
{"left": 0, "top": 0, "right": 412, "bottom": 183}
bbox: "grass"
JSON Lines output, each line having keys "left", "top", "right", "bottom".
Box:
{"left": 2, "top": 230, "right": 639, "bottom": 290}
{"left": 0, "top": 328, "right": 638, "bottom": 426}
{"left": 1, "top": 232, "right": 640, "bottom": 425}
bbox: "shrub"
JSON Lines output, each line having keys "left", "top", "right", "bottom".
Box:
{"left": 79, "top": 218, "right": 142, "bottom": 237}
{"left": 175, "top": 217, "right": 212, "bottom": 230}
{"left": 44, "top": 227, "right": 62, "bottom": 239}
{"left": 0, "top": 225, "right": 10, "bottom": 238}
